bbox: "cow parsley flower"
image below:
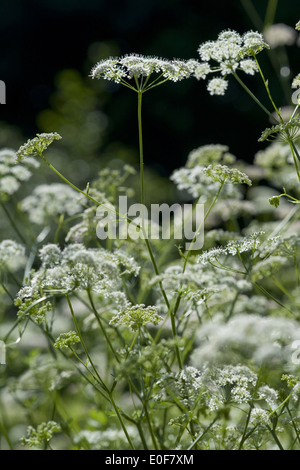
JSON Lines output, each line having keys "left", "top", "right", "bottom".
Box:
{"left": 191, "top": 314, "right": 300, "bottom": 367}
{"left": 264, "top": 23, "right": 297, "bottom": 48}
{"left": 292, "top": 73, "right": 300, "bottom": 89}
{"left": 201, "top": 164, "right": 252, "bottom": 186}
{"left": 0, "top": 148, "right": 38, "bottom": 201}
{"left": 21, "top": 421, "right": 61, "bottom": 449}
{"left": 109, "top": 303, "right": 162, "bottom": 331}
{"left": 239, "top": 59, "right": 258, "bottom": 75}
{"left": 196, "top": 29, "right": 269, "bottom": 96}
{"left": 90, "top": 54, "right": 200, "bottom": 90}
{"left": 249, "top": 408, "right": 271, "bottom": 427}
{"left": 20, "top": 183, "right": 83, "bottom": 225}
{"left": 16, "top": 133, "right": 62, "bottom": 162}
{"left": 216, "top": 365, "right": 257, "bottom": 405}
{"left": 54, "top": 331, "right": 80, "bottom": 350}
{"left": 0, "top": 240, "right": 26, "bottom": 271}
{"left": 207, "top": 78, "right": 229, "bottom": 96}
{"left": 193, "top": 62, "right": 211, "bottom": 80}
{"left": 186, "top": 144, "right": 236, "bottom": 168}
{"left": 17, "top": 243, "right": 139, "bottom": 303}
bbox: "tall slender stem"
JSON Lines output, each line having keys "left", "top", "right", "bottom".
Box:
{"left": 138, "top": 91, "right": 145, "bottom": 208}
{"left": 232, "top": 71, "right": 276, "bottom": 121}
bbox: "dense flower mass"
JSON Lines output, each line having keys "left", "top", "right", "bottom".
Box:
{"left": 90, "top": 54, "right": 201, "bottom": 88}
{"left": 16, "top": 133, "right": 62, "bottom": 162}
{"left": 16, "top": 243, "right": 140, "bottom": 300}
{"left": 20, "top": 183, "right": 83, "bottom": 225}
{"left": 196, "top": 30, "right": 269, "bottom": 95}
{"left": 0, "top": 149, "right": 39, "bottom": 201}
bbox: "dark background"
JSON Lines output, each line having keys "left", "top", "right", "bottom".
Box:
{"left": 0, "top": 0, "right": 299, "bottom": 178}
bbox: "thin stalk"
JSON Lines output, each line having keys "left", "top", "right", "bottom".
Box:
{"left": 0, "top": 418, "right": 14, "bottom": 450}
{"left": 108, "top": 392, "right": 135, "bottom": 450}
{"left": 66, "top": 293, "right": 108, "bottom": 390}
{"left": 264, "top": 0, "right": 278, "bottom": 28}
{"left": 240, "top": 0, "right": 264, "bottom": 30}
{"left": 267, "top": 425, "right": 285, "bottom": 450}
{"left": 0, "top": 281, "right": 14, "bottom": 301}
{"left": 1, "top": 201, "right": 28, "bottom": 245}
{"left": 238, "top": 404, "right": 253, "bottom": 450}
{"left": 87, "top": 289, "right": 120, "bottom": 363}
{"left": 38, "top": 152, "right": 128, "bottom": 222}
{"left": 67, "top": 294, "right": 135, "bottom": 450}
{"left": 183, "top": 182, "right": 225, "bottom": 273}
{"left": 135, "top": 90, "right": 171, "bottom": 313}
{"left": 138, "top": 91, "right": 145, "bottom": 208}
{"left": 187, "top": 415, "right": 219, "bottom": 450}
{"left": 287, "top": 405, "right": 300, "bottom": 446}
{"left": 254, "top": 56, "right": 283, "bottom": 120}
{"left": 232, "top": 71, "right": 276, "bottom": 121}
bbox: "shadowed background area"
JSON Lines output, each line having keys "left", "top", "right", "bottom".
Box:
{"left": 0, "top": 0, "right": 299, "bottom": 187}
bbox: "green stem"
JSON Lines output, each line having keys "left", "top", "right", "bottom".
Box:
{"left": 267, "top": 425, "right": 285, "bottom": 450}
{"left": 0, "top": 202, "right": 28, "bottom": 245}
{"left": 108, "top": 392, "right": 135, "bottom": 450}
{"left": 183, "top": 182, "right": 225, "bottom": 272}
{"left": 137, "top": 91, "right": 145, "bottom": 208}
{"left": 187, "top": 415, "right": 219, "bottom": 450}
{"left": 264, "top": 0, "right": 278, "bottom": 28}
{"left": 87, "top": 288, "right": 120, "bottom": 363}
{"left": 254, "top": 56, "right": 282, "bottom": 120}
{"left": 238, "top": 404, "right": 253, "bottom": 450}
{"left": 232, "top": 71, "right": 276, "bottom": 121}
{"left": 67, "top": 294, "right": 135, "bottom": 449}
{"left": 66, "top": 293, "right": 108, "bottom": 390}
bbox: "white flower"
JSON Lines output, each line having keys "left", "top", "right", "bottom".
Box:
{"left": 242, "top": 31, "right": 269, "bottom": 55}
{"left": 201, "top": 164, "right": 252, "bottom": 185}
{"left": 239, "top": 59, "right": 258, "bottom": 75}
{"left": 264, "top": 23, "right": 297, "bottom": 48}
{"left": 0, "top": 240, "right": 26, "bottom": 271}
{"left": 0, "top": 175, "right": 20, "bottom": 195}
{"left": 207, "top": 78, "right": 228, "bottom": 96}
{"left": 90, "top": 54, "right": 200, "bottom": 87}
{"left": 194, "top": 62, "right": 211, "bottom": 80}
{"left": 191, "top": 314, "right": 300, "bottom": 367}
{"left": 20, "top": 183, "right": 83, "bottom": 225}
{"left": 292, "top": 73, "right": 300, "bottom": 89}
{"left": 110, "top": 303, "right": 162, "bottom": 331}
{"left": 16, "top": 133, "right": 62, "bottom": 162}
{"left": 0, "top": 148, "right": 38, "bottom": 200}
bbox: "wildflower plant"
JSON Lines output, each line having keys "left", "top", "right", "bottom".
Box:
{"left": 1, "top": 9, "right": 300, "bottom": 452}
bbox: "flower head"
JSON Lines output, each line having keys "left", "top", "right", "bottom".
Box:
{"left": 109, "top": 303, "right": 162, "bottom": 331}
{"left": 264, "top": 23, "right": 297, "bottom": 48}
{"left": 16, "top": 133, "right": 62, "bottom": 162}
{"left": 90, "top": 54, "right": 200, "bottom": 90}
{"left": 207, "top": 78, "right": 228, "bottom": 96}
{"left": 292, "top": 73, "right": 300, "bottom": 89}
{"left": 196, "top": 29, "right": 269, "bottom": 96}
{"left": 201, "top": 164, "right": 252, "bottom": 186}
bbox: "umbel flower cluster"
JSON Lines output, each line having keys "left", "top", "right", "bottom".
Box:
{"left": 196, "top": 30, "right": 270, "bottom": 95}
{"left": 90, "top": 54, "right": 201, "bottom": 88}
{"left": 16, "top": 243, "right": 140, "bottom": 301}
{"left": 0, "top": 148, "right": 39, "bottom": 201}
{"left": 89, "top": 30, "right": 268, "bottom": 95}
